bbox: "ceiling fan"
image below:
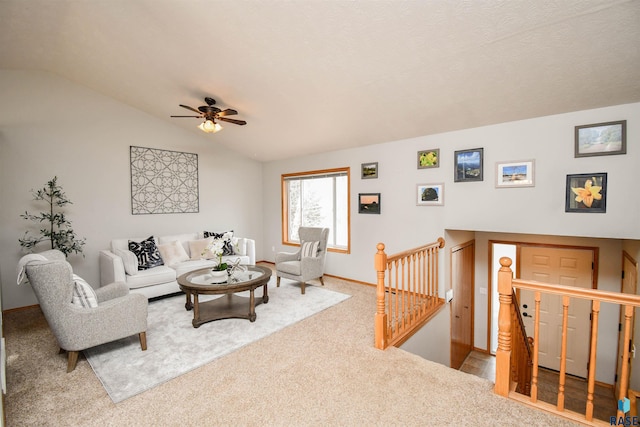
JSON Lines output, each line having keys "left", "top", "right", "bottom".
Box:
{"left": 171, "top": 97, "right": 246, "bottom": 133}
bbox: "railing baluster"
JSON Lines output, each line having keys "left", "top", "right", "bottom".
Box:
{"left": 618, "top": 304, "right": 634, "bottom": 418}
{"left": 557, "top": 295, "right": 570, "bottom": 411}
{"left": 585, "top": 299, "right": 600, "bottom": 421}
{"left": 531, "top": 291, "right": 540, "bottom": 402}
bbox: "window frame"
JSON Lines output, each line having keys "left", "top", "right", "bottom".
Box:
{"left": 281, "top": 167, "right": 350, "bottom": 254}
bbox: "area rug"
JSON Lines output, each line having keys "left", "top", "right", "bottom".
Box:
{"left": 84, "top": 281, "right": 350, "bottom": 403}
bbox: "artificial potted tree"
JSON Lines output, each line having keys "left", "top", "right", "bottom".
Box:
{"left": 19, "top": 176, "right": 86, "bottom": 256}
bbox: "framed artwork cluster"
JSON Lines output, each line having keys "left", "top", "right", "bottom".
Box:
{"left": 358, "top": 117, "right": 624, "bottom": 214}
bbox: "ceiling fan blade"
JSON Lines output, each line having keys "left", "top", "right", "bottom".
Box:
{"left": 179, "top": 104, "right": 203, "bottom": 114}
{"left": 218, "top": 117, "right": 247, "bottom": 125}
{"left": 217, "top": 109, "right": 238, "bottom": 117}
{"left": 170, "top": 115, "right": 201, "bottom": 118}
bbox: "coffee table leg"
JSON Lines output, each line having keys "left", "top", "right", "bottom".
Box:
{"left": 192, "top": 293, "right": 201, "bottom": 328}
{"left": 263, "top": 283, "right": 269, "bottom": 304}
{"left": 185, "top": 290, "right": 193, "bottom": 311}
{"left": 249, "top": 289, "right": 256, "bottom": 322}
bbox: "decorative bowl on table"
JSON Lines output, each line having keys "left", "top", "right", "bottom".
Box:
{"left": 209, "top": 269, "right": 228, "bottom": 283}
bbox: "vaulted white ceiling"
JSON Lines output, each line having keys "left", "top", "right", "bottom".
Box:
{"left": 1, "top": 0, "right": 639, "bottom": 161}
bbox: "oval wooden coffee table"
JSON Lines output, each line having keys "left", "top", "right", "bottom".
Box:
{"left": 177, "top": 265, "right": 272, "bottom": 328}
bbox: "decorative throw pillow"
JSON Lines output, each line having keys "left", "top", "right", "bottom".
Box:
{"left": 128, "top": 236, "right": 164, "bottom": 270}
{"left": 157, "top": 240, "right": 190, "bottom": 266}
{"left": 188, "top": 238, "right": 214, "bottom": 259}
{"left": 301, "top": 241, "right": 320, "bottom": 258}
{"left": 71, "top": 274, "right": 98, "bottom": 308}
{"left": 115, "top": 249, "right": 139, "bottom": 276}
{"left": 203, "top": 230, "right": 235, "bottom": 256}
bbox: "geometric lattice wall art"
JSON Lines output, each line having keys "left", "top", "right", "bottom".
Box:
{"left": 130, "top": 146, "right": 199, "bottom": 214}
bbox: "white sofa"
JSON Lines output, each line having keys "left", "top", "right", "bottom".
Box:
{"left": 99, "top": 232, "right": 255, "bottom": 299}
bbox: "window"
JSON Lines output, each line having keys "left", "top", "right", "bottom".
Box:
{"left": 282, "top": 167, "right": 350, "bottom": 253}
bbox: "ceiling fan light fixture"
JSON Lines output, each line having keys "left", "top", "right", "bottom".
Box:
{"left": 198, "top": 119, "right": 222, "bottom": 133}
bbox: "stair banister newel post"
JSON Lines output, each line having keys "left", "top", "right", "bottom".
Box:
{"left": 495, "top": 257, "right": 514, "bottom": 397}
{"left": 374, "top": 243, "right": 388, "bottom": 350}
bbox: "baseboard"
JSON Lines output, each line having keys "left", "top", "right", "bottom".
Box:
{"left": 257, "top": 260, "right": 376, "bottom": 287}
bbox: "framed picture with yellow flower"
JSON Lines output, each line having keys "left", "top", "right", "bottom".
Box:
{"left": 417, "top": 149, "right": 439, "bottom": 169}
{"left": 565, "top": 173, "right": 607, "bottom": 213}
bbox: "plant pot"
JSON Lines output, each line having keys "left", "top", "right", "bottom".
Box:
{"left": 209, "top": 269, "right": 228, "bottom": 283}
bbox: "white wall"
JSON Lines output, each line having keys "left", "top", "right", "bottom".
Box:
{"left": 0, "top": 70, "right": 263, "bottom": 310}
{"left": 262, "top": 102, "right": 639, "bottom": 282}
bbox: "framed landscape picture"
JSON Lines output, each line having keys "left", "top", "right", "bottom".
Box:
{"left": 575, "top": 120, "right": 626, "bottom": 157}
{"left": 495, "top": 160, "right": 535, "bottom": 188}
{"left": 454, "top": 148, "right": 483, "bottom": 182}
{"left": 361, "top": 162, "right": 378, "bottom": 179}
{"left": 416, "top": 183, "right": 444, "bottom": 206}
{"left": 417, "top": 149, "right": 439, "bottom": 169}
{"left": 565, "top": 173, "right": 607, "bottom": 213}
{"left": 358, "top": 193, "right": 380, "bottom": 214}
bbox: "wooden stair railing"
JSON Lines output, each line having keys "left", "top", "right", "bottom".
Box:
{"left": 374, "top": 238, "right": 445, "bottom": 350}
{"left": 495, "top": 256, "right": 640, "bottom": 425}
{"left": 511, "top": 290, "right": 533, "bottom": 396}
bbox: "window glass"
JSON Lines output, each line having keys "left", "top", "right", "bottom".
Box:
{"left": 282, "top": 168, "right": 350, "bottom": 252}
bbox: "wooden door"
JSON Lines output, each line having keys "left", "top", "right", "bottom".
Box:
{"left": 451, "top": 241, "right": 474, "bottom": 369}
{"left": 520, "top": 246, "right": 594, "bottom": 378}
{"left": 615, "top": 252, "right": 638, "bottom": 398}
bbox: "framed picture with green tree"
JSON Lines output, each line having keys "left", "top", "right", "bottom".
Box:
{"left": 417, "top": 149, "right": 439, "bottom": 169}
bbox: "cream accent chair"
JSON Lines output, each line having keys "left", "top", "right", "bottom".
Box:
{"left": 275, "top": 227, "right": 329, "bottom": 294}
{"left": 22, "top": 250, "right": 148, "bottom": 372}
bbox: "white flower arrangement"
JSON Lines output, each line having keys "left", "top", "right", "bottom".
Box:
{"left": 201, "top": 232, "right": 238, "bottom": 271}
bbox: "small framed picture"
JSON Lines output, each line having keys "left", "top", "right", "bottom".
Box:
{"left": 575, "top": 120, "right": 626, "bottom": 157}
{"left": 358, "top": 193, "right": 380, "bottom": 214}
{"left": 417, "top": 149, "right": 439, "bottom": 169}
{"left": 565, "top": 173, "right": 607, "bottom": 213}
{"left": 361, "top": 162, "right": 378, "bottom": 179}
{"left": 417, "top": 183, "right": 444, "bottom": 206}
{"left": 495, "top": 160, "right": 535, "bottom": 188}
{"left": 454, "top": 148, "right": 483, "bottom": 182}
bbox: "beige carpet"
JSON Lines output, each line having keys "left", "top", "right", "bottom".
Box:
{"left": 3, "top": 264, "right": 580, "bottom": 426}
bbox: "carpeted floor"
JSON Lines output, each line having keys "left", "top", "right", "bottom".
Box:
{"left": 3, "top": 264, "right": 580, "bottom": 426}
{"left": 85, "top": 284, "right": 350, "bottom": 402}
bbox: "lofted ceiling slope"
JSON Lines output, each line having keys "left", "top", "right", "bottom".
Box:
{"left": 1, "top": 0, "right": 639, "bottom": 161}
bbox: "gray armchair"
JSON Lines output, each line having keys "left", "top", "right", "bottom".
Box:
{"left": 275, "top": 227, "right": 329, "bottom": 294}
{"left": 22, "top": 250, "right": 148, "bottom": 372}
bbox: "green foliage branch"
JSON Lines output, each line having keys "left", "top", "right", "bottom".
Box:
{"left": 19, "top": 176, "right": 86, "bottom": 256}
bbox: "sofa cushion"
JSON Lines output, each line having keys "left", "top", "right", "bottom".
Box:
{"left": 157, "top": 240, "right": 190, "bottom": 266}
{"left": 125, "top": 265, "right": 176, "bottom": 290}
{"left": 235, "top": 238, "right": 247, "bottom": 256}
{"left": 115, "top": 249, "right": 139, "bottom": 276}
{"left": 188, "top": 238, "right": 214, "bottom": 259}
{"left": 128, "top": 236, "right": 164, "bottom": 270}
{"left": 72, "top": 274, "right": 98, "bottom": 308}
{"left": 277, "top": 260, "right": 301, "bottom": 276}
{"left": 157, "top": 233, "right": 197, "bottom": 257}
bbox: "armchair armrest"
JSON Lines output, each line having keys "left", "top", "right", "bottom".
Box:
{"left": 61, "top": 293, "right": 148, "bottom": 351}
{"left": 99, "top": 250, "right": 126, "bottom": 286}
{"left": 95, "top": 281, "right": 129, "bottom": 303}
{"left": 275, "top": 250, "right": 300, "bottom": 263}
